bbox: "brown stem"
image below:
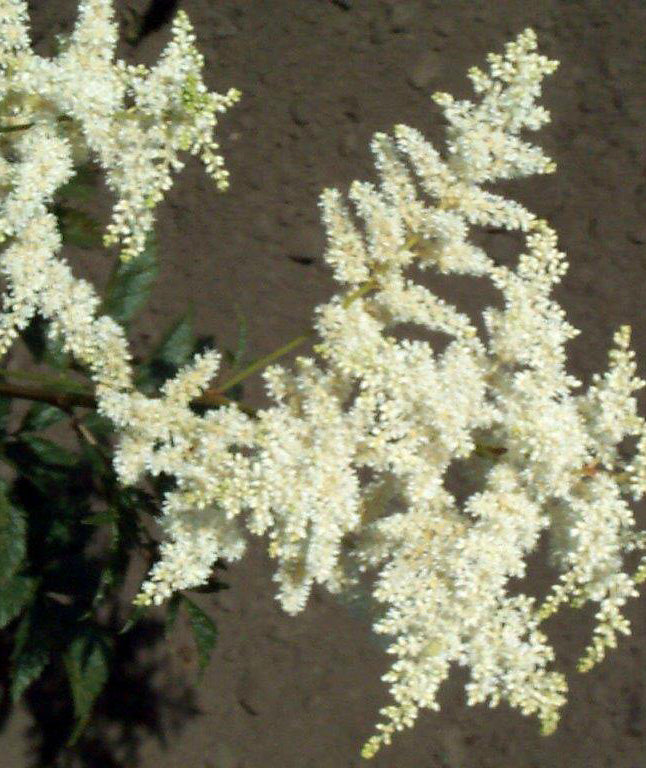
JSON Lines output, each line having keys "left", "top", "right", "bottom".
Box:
{"left": 0, "top": 235, "right": 422, "bottom": 417}
{"left": 0, "top": 376, "right": 256, "bottom": 415}
{"left": 0, "top": 378, "right": 96, "bottom": 410}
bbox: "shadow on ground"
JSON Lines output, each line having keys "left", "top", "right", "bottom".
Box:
{"left": 0, "top": 602, "right": 201, "bottom": 768}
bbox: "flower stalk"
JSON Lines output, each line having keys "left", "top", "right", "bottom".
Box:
{"left": 1, "top": 8, "right": 645, "bottom": 761}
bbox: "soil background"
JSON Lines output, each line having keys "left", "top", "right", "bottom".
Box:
{"left": 2, "top": 1, "right": 646, "bottom": 767}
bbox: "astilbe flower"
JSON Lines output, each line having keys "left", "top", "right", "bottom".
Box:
{"left": 1, "top": 6, "right": 646, "bottom": 759}
{"left": 0, "top": 0, "right": 251, "bottom": 601}
{"left": 1, "top": 0, "right": 240, "bottom": 263}
{"left": 261, "top": 29, "right": 646, "bottom": 757}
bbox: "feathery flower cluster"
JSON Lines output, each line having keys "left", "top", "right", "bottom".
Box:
{"left": 1, "top": 0, "right": 240, "bottom": 263}
{"left": 1, "top": 6, "right": 646, "bottom": 758}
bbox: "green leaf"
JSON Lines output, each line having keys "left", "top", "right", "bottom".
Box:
{"left": 114, "top": 485, "right": 158, "bottom": 519}
{"left": 118, "top": 602, "right": 149, "bottom": 635}
{"left": 134, "top": 306, "right": 197, "bottom": 394}
{"left": 4, "top": 452, "right": 70, "bottom": 497}
{"left": 63, "top": 626, "right": 112, "bottom": 746}
{"left": 189, "top": 570, "right": 230, "bottom": 595}
{"left": 0, "top": 572, "right": 38, "bottom": 629}
{"left": 21, "top": 313, "right": 70, "bottom": 370}
{"left": 11, "top": 643, "right": 50, "bottom": 703}
{"left": 78, "top": 439, "right": 110, "bottom": 482}
{"left": 122, "top": 5, "right": 143, "bottom": 45}
{"left": 20, "top": 402, "right": 67, "bottom": 433}
{"left": 0, "top": 396, "right": 10, "bottom": 438}
{"left": 10, "top": 609, "right": 52, "bottom": 703}
{"left": 164, "top": 592, "right": 182, "bottom": 639}
{"left": 152, "top": 305, "right": 197, "bottom": 368}
{"left": 230, "top": 303, "right": 248, "bottom": 371}
{"left": 81, "top": 508, "right": 117, "bottom": 527}
{"left": 81, "top": 411, "right": 114, "bottom": 442}
{"left": 54, "top": 204, "right": 103, "bottom": 249}
{"left": 0, "top": 480, "right": 26, "bottom": 583}
{"left": 56, "top": 164, "right": 101, "bottom": 203}
{"left": 16, "top": 434, "right": 79, "bottom": 467}
{"left": 83, "top": 497, "right": 143, "bottom": 618}
{"left": 99, "top": 231, "right": 159, "bottom": 327}
{"left": 182, "top": 595, "right": 217, "bottom": 678}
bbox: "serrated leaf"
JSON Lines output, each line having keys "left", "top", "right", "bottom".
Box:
{"left": 152, "top": 305, "right": 197, "bottom": 368}
{"left": 81, "top": 411, "right": 114, "bottom": 441}
{"left": 99, "top": 231, "right": 158, "bottom": 327}
{"left": 10, "top": 610, "right": 52, "bottom": 702}
{"left": 0, "top": 480, "right": 26, "bottom": 583}
{"left": 232, "top": 303, "right": 247, "bottom": 370}
{"left": 56, "top": 164, "right": 101, "bottom": 202}
{"left": 20, "top": 313, "right": 70, "bottom": 370}
{"left": 81, "top": 508, "right": 117, "bottom": 527}
{"left": 134, "top": 306, "right": 197, "bottom": 393}
{"left": 164, "top": 592, "right": 182, "bottom": 639}
{"left": 82, "top": 498, "right": 142, "bottom": 618}
{"left": 64, "top": 626, "right": 112, "bottom": 746}
{"left": 182, "top": 595, "right": 217, "bottom": 677}
{"left": 10, "top": 643, "right": 50, "bottom": 703}
{"left": 54, "top": 204, "right": 103, "bottom": 249}
{"left": 0, "top": 396, "right": 10, "bottom": 437}
{"left": 5, "top": 451, "right": 70, "bottom": 497}
{"left": 16, "top": 434, "right": 79, "bottom": 467}
{"left": 118, "top": 602, "right": 149, "bottom": 635}
{"left": 0, "top": 572, "right": 37, "bottom": 629}
{"left": 78, "top": 439, "right": 110, "bottom": 481}
{"left": 20, "top": 402, "right": 67, "bottom": 433}
{"left": 122, "top": 5, "right": 142, "bottom": 45}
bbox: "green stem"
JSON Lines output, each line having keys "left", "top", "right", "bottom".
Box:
{"left": 214, "top": 235, "right": 420, "bottom": 395}
{"left": 1, "top": 367, "right": 91, "bottom": 393}
{"left": 216, "top": 330, "right": 315, "bottom": 394}
{"left": 0, "top": 235, "right": 421, "bottom": 413}
{"left": 0, "top": 377, "right": 96, "bottom": 410}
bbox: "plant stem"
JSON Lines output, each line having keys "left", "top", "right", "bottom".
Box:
{"left": 214, "top": 330, "right": 315, "bottom": 394}
{"left": 212, "top": 234, "right": 420, "bottom": 395}
{"left": 0, "top": 376, "right": 257, "bottom": 415}
{"left": 0, "top": 234, "right": 421, "bottom": 414}
{"left": 1, "top": 366, "right": 90, "bottom": 392}
{"left": 0, "top": 378, "right": 96, "bottom": 410}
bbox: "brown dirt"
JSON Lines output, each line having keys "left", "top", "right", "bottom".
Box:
{"left": 2, "top": 1, "right": 646, "bottom": 766}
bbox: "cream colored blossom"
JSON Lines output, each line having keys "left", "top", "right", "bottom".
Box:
{"left": 1, "top": 0, "right": 239, "bottom": 263}
{"left": 2, "top": 10, "right": 646, "bottom": 762}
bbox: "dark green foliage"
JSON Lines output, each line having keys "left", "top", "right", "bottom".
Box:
{"left": 134, "top": 302, "right": 202, "bottom": 395}
{"left": 55, "top": 162, "right": 102, "bottom": 203}
{"left": 52, "top": 161, "right": 104, "bottom": 250}
{"left": 0, "top": 396, "right": 10, "bottom": 436}
{"left": 0, "top": 479, "right": 27, "bottom": 583}
{"left": 181, "top": 595, "right": 218, "bottom": 678}
{"left": 99, "top": 231, "right": 159, "bottom": 328}
{"left": 0, "top": 571, "right": 38, "bottom": 630}
{"left": 63, "top": 625, "right": 113, "bottom": 745}
{"left": 0, "top": 206, "right": 230, "bottom": 758}
{"left": 53, "top": 203, "right": 104, "bottom": 250}
{"left": 21, "top": 312, "right": 71, "bottom": 372}
{"left": 20, "top": 402, "right": 68, "bottom": 433}
{"left": 163, "top": 592, "right": 219, "bottom": 678}
{"left": 0, "top": 401, "right": 226, "bottom": 751}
